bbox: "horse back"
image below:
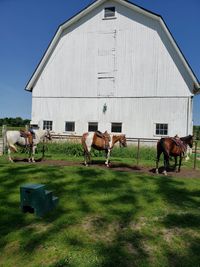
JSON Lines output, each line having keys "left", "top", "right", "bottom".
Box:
{"left": 92, "top": 133, "right": 107, "bottom": 150}
{"left": 158, "top": 137, "right": 184, "bottom": 156}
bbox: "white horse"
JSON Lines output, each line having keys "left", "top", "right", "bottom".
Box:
{"left": 5, "top": 129, "right": 51, "bottom": 162}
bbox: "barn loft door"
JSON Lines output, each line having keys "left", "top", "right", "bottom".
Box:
{"left": 98, "top": 77, "right": 115, "bottom": 96}
{"left": 97, "top": 31, "right": 116, "bottom": 96}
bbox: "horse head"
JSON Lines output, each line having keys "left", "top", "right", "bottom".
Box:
{"left": 119, "top": 134, "right": 127, "bottom": 147}
{"left": 181, "top": 135, "right": 193, "bottom": 148}
{"left": 187, "top": 135, "right": 193, "bottom": 148}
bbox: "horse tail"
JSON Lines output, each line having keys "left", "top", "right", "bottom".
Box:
{"left": 159, "top": 138, "right": 169, "bottom": 158}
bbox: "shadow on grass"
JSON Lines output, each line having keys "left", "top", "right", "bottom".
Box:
{"left": 0, "top": 163, "right": 153, "bottom": 266}
{"left": 1, "top": 162, "right": 200, "bottom": 266}
{"left": 13, "top": 157, "right": 44, "bottom": 162}
{"left": 157, "top": 176, "right": 200, "bottom": 267}
{"left": 156, "top": 175, "right": 200, "bottom": 208}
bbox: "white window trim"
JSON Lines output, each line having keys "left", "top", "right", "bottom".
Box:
{"left": 111, "top": 122, "right": 122, "bottom": 133}
{"left": 65, "top": 121, "right": 75, "bottom": 133}
{"left": 43, "top": 120, "right": 53, "bottom": 131}
{"left": 154, "top": 122, "right": 169, "bottom": 137}
{"left": 88, "top": 122, "right": 98, "bottom": 132}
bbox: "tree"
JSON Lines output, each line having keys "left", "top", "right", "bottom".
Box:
{"left": 0, "top": 117, "right": 30, "bottom": 127}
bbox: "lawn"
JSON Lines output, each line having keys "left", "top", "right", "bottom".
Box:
{"left": 0, "top": 154, "right": 200, "bottom": 267}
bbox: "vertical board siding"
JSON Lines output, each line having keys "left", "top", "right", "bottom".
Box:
{"left": 31, "top": 1, "right": 193, "bottom": 138}
{"left": 33, "top": 1, "right": 193, "bottom": 98}
{"left": 32, "top": 97, "right": 189, "bottom": 137}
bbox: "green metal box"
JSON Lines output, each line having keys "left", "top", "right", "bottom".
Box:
{"left": 20, "top": 184, "right": 58, "bottom": 217}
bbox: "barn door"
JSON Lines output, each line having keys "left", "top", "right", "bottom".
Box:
{"left": 97, "top": 31, "right": 116, "bottom": 96}
{"left": 98, "top": 77, "right": 115, "bottom": 96}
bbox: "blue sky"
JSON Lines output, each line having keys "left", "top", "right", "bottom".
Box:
{"left": 0, "top": 0, "right": 199, "bottom": 124}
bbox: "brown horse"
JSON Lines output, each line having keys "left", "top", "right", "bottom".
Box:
{"left": 81, "top": 131, "right": 127, "bottom": 166}
{"left": 155, "top": 135, "right": 193, "bottom": 175}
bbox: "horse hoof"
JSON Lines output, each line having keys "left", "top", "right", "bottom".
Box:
{"left": 163, "top": 171, "right": 167, "bottom": 176}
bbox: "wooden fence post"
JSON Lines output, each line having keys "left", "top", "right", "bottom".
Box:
{"left": 42, "top": 139, "right": 45, "bottom": 159}
{"left": 194, "top": 141, "right": 197, "bottom": 170}
{"left": 2, "top": 125, "right": 7, "bottom": 155}
{"left": 136, "top": 138, "right": 140, "bottom": 166}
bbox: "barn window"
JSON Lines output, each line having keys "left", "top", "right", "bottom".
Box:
{"left": 155, "top": 123, "right": 168, "bottom": 135}
{"left": 111, "top": 123, "right": 122, "bottom": 133}
{"left": 43, "top": 120, "right": 53, "bottom": 131}
{"left": 65, "top": 121, "right": 75, "bottom": 132}
{"left": 88, "top": 122, "right": 98, "bottom": 132}
{"left": 104, "top": 7, "right": 115, "bottom": 18}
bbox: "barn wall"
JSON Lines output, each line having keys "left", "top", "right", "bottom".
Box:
{"left": 32, "top": 1, "right": 193, "bottom": 98}
{"left": 31, "top": 1, "right": 194, "bottom": 138}
{"left": 32, "top": 97, "right": 191, "bottom": 137}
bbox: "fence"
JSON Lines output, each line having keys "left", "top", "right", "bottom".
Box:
{"left": 50, "top": 134, "right": 199, "bottom": 170}
{"left": 0, "top": 125, "right": 6, "bottom": 155}
{"left": 0, "top": 129, "right": 199, "bottom": 169}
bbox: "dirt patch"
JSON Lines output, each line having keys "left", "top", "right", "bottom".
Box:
{"left": 12, "top": 158, "right": 200, "bottom": 178}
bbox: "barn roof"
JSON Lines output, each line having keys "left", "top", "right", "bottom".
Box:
{"left": 25, "top": 0, "right": 200, "bottom": 93}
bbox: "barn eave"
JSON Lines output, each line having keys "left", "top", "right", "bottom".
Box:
{"left": 193, "top": 83, "right": 200, "bottom": 95}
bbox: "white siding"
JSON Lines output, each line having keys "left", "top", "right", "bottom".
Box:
{"left": 32, "top": 1, "right": 193, "bottom": 98}
{"left": 31, "top": 1, "right": 194, "bottom": 138}
{"left": 32, "top": 97, "right": 190, "bottom": 137}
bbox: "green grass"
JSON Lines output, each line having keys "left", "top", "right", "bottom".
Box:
{"left": 35, "top": 142, "right": 156, "bottom": 159}
{"left": 0, "top": 154, "right": 200, "bottom": 267}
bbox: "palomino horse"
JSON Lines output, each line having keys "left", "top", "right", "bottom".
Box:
{"left": 82, "top": 131, "right": 127, "bottom": 166}
{"left": 155, "top": 135, "right": 193, "bottom": 175}
{"left": 6, "top": 129, "right": 52, "bottom": 162}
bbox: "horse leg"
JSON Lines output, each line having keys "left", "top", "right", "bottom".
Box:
{"left": 105, "top": 149, "right": 111, "bottom": 167}
{"left": 28, "top": 147, "right": 32, "bottom": 162}
{"left": 84, "top": 148, "right": 91, "bottom": 166}
{"left": 31, "top": 146, "right": 36, "bottom": 163}
{"left": 178, "top": 156, "right": 182, "bottom": 172}
{"left": 8, "top": 145, "right": 17, "bottom": 162}
{"left": 163, "top": 155, "right": 168, "bottom": 176}
{"left": 84, "top": 151, "right": 89, "bottom": 166}
{"left": 156, "top": 150, "right": 162, "bottom": 174}
{"left": 8, "top": 147, "right": 13, "bottom": 162}
{"left": 174, "top": 156, "right": 178, "bottom": 172}
{"left": 83, "top": 151, "right": 87, "bottom": 166}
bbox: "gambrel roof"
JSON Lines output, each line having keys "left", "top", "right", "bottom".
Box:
{"left": 25, "top": 0, "right": 200, "bottom": 93}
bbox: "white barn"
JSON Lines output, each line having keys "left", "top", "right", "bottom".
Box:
{"left": 26, "top": 0, "right": 200, "bottom": 138}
